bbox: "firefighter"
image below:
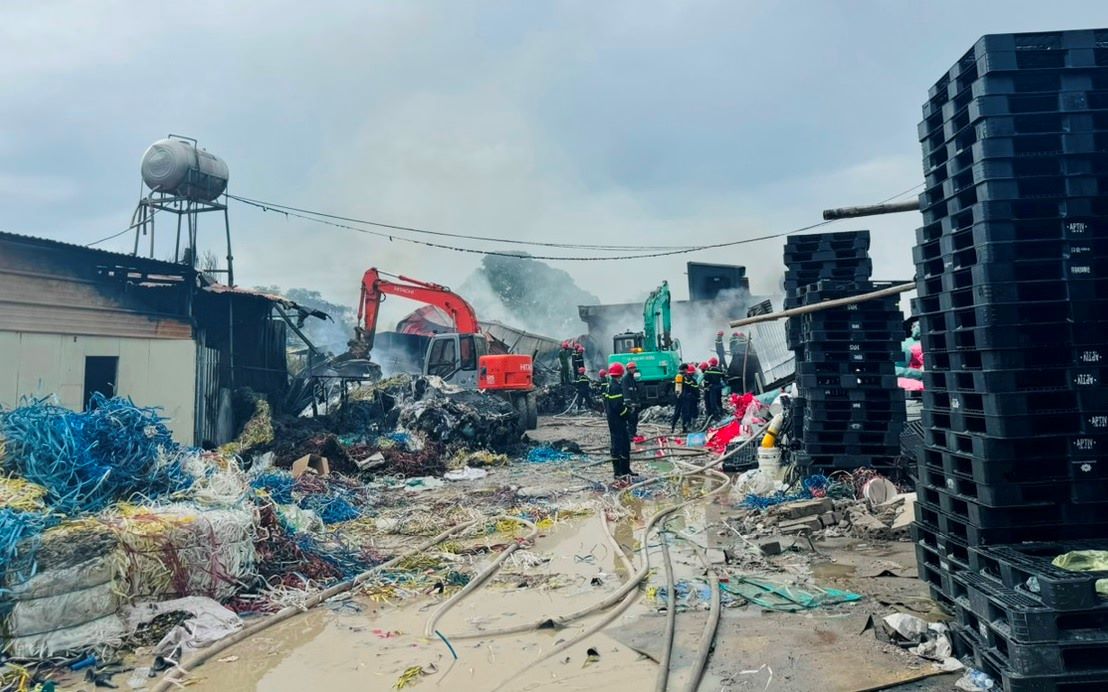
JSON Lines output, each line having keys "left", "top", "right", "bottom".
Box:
{"left": 704, "top": 356, "right": 725, "bottom": 419}
{"left": 571, "top": 343, "right": 586, "bottom": 376}
{"left": 598, "top": 368, "right": 610, "bottom": 398}
{"left": 682, "top": 363, "right": 702, "bottom": 431}
{"left": 622, "top": 361, "right": 642, "bottom": 440}
{"left": 605, "top": 362, "right": 632, "bottom": 478}
{"left": 558, "top": 341, "right": 573, "bottom": 386}
{"left": 575, "top": 367, "right": 593, "bottom": 412}
{"left": 670, "top": 363, "right": 688, "bottom": 434}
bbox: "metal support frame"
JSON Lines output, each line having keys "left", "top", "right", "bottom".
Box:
{"left": 132, "top": 190, "right": 234, "bottom": 285}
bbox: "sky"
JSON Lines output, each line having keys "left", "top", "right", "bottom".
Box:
{"left": 3, "top": 1, "right": 1106, "bottom": 324}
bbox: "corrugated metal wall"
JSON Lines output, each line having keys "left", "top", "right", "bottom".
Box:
{"left": 0, "top": 240, "right": 192, "bottom": 339}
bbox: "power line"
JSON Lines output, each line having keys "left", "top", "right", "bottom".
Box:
{"left": 230, "top": 194, "right": 841, "bottom": 261}
{"left": 87, "top": 207, "right": 161, "bottom": 247}
{"left": 227, "top": 193, "right": 697, "bottom": 252}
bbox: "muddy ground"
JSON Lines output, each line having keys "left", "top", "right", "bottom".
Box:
{"left": 160, "top": 416, "right": 955, "bottom": 692}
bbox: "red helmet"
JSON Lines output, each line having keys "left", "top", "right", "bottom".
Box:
{"left": 608, "top": 363, "right": 625, "bottom": 377}
{"left": 716, "top": 330, "right": 724, "bottom": 337}
{"left": 599, "top": 368, "right": 608, "bottom": 377}
{"left": 561, "top": 340, "right": 570, "bottom": 349}
{"left": 626, "top": 361, "right": 637, "bottom": 370}
{"left": 699, "top": 361, "right": 709, "bottom": 370}
{"left": 732, "top": 332, "right": 740, "bottom": 338}
{"left": 578, "top": 367, "right": 586, "bottom": 374}
{"left": 709, "top": 357, "right": 719, "bottom": 366}
{"left": 576, "top": 344, "right": 585, "bottom": 353}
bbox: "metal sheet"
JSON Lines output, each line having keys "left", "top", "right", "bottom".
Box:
{"left": 749, "top": 318, "right": 795, "bottom": 390}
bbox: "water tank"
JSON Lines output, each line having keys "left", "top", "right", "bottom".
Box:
{"left": 141, "top": 138, "right": 229, "bottom": 202}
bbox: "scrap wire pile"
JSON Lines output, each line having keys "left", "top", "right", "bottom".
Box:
{"left": 250, "top": 470, "right": 373, "bottom": 524}
{"left": 740, "top": 474, "right": 835, "bottom": 510}
{"left": 0, "top": 395, "right": 194, "bottom": 514}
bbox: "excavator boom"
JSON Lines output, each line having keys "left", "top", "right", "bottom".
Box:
{"left": 355, "top": 268, "right": 480, "bottom": 352}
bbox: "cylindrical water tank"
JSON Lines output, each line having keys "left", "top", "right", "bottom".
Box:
{"left": 141, "top": 138, "right": 229, "bottom": 202}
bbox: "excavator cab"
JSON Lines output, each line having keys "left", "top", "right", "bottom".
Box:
{"left": 612, "top": 331, "right": 645, "bottom": 355}
{"left": 424, "top": 332, "right": 487, "bottom": 386}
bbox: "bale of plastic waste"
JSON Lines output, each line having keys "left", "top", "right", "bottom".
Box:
{"left": 103, "top": 503, "right": 256, "bottom": 602}
{"left": 2, "top": 521, "right": 125, "bottom": 657}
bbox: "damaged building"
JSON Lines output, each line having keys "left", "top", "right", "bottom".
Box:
{"left": 0, "top": 231, "right": 324, "bottom": 445}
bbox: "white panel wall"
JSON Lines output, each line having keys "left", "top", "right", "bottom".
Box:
{"left": 0, "top": 331, "right": 197, "bottom": 444}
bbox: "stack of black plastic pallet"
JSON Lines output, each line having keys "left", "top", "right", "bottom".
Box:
{"left": 784, "top": 231, "right": 907, "bottom": 471}
{"left": 911, "top": 28, "right": 1108, "bottom": 691}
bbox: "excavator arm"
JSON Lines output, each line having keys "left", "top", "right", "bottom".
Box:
{"left": 642, "top": 281, "right": 672, "bottom": 351}
{"left": 354, "top": 268, "right": 480, "bottom": 353}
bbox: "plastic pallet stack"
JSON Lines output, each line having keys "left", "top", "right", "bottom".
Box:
{"left": 911, "top": 28, "right": 1108, "bottom": 691}
{"left": 783, "top": 231, "right": 907, "bottom": 471}
{"left": 783, "top": 231, "right": 873, "bottom": 359}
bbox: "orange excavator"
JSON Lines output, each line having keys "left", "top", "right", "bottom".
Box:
{"left": 348, "top": 268, "right": 538, "bottom": 429}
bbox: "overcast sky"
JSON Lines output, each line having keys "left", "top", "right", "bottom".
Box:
{"left": 3, "top": 1, "right": 1105, "bottom": 316}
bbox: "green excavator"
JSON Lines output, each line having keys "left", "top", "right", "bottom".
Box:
{"left": 607, "top": 281, "right": 683, "bottom": 406}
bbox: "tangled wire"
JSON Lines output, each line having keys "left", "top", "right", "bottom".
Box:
{"left": 0, "top": 395, "right": 194, "bottom": 514}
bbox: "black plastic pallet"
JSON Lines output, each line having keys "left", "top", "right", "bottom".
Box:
{"left": 926, "top": 30, "right": 1108, "bottom": 98}
{"left": 941, "top": 197, "right": 1108, "bottom": 230}
{"left": 920, "top": 483, "right": 1108, "bottom": 529}
{"left": 794, "top": 360, "right": 900, "bottom": 376}
{"left": 923, "top": 366, "right": 1108, "bottom": 394}
{"left": 798, "top": 315, "right": 905, "bottom": 331}
{"left": 935, "top": 150, "right": 1108, "bottom": 195}
{"left": 802, "top": 329, "right": 904, "bottom": 345}
{"left": 968, "top": 636, "right": 1108, "bottom": 692}
{"left": 916, "top": 251, "right": 1108, "bottom": 286}
{"left": 915, "top": 463, "right": 1096, "bottom": 508}
{"left": 956, "top": 570, "right": 1108, "bottom": 644}
{"left": 916, "top": 542, "right": 961, "bottom": 596}
{"left": 914, "top": 297, "right": 1106, "bottom": 327}
{"left": 911, "top": 520, "right": 971, "bottom": 568}
{"left": 921, "top": 323, "right": 1097, "bottom": 353}
{"left": 926, "top": 345, "right": 1106, "bottom": 372}
{"left": 916, "top": 442, "right": 1082, "bottom": 483}
{"left": 805, "top": 410, "right": 908, "bottom": 427}
{"left": 782, "top": 248, "right": 870, "bottom": 264}
{"left": 918, "top": 216, "right": 1104, "bottom": 248}
{"left": 914, "top": 234, "right": 1108, "bottom": 272}
{"left": 921, "top": 190, "right": 1108, "bottom": 225}
{"left": 803, "top": 417, "right": 882, "bottom": 434}
{"left": 969, "top": 540, "right": 1108, "bottom": 611}
{"left": 923, "top": 427, "right": 1106, "bottom": 462}
{"left": 922, "top": 180, "right": 1108, "bottom": 226}
{"left": 923, "top": 388, "right": 1108, "bottom": 418}
{"left": 796, "top": 373, "right": 899, "bottom": 389}
{"left": 799, "top": 348, "right": 902, "bottom": 364}
{"left": 923, "top": 406, "right": 1107, "bottom": 437}
{"left": 938, "top": 218, "right": 1108, "bottom": 253}
{"left": 917, "top": 273, "right": 1108, "bottom": 308}
{"left": 785, "top": 230, "right": 871, "bottom": 247}
{"left": 801, "top": 386, "right": 905, "bottom": 402}
{"left": 953, "top": 131, "right": 1108, "bottom": 169}
{"left": 915, "top": 501, "right": 1108, "bottom": 546}
{"left": 926, "top": 91, "right": 1108, "bottom": 145}
{"left": 802, "top": 428, "right": 902, "bottom": 447}
{"left": 958, "top": 605, "right": 1108, "bottom": 677}
{"left": 928, "top": 115, "right": 1108, "bottom": 170}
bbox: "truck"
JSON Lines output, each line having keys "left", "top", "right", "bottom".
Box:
{"left": 607, "top": 281, "right": 683, "bottom": 406}
{"left": 344, "top": 268, "right": 539, "bottom": 429}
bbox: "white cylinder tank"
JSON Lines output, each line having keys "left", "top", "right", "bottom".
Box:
{"left": 140, "top": 138, "right": 229, "bottom": 202}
